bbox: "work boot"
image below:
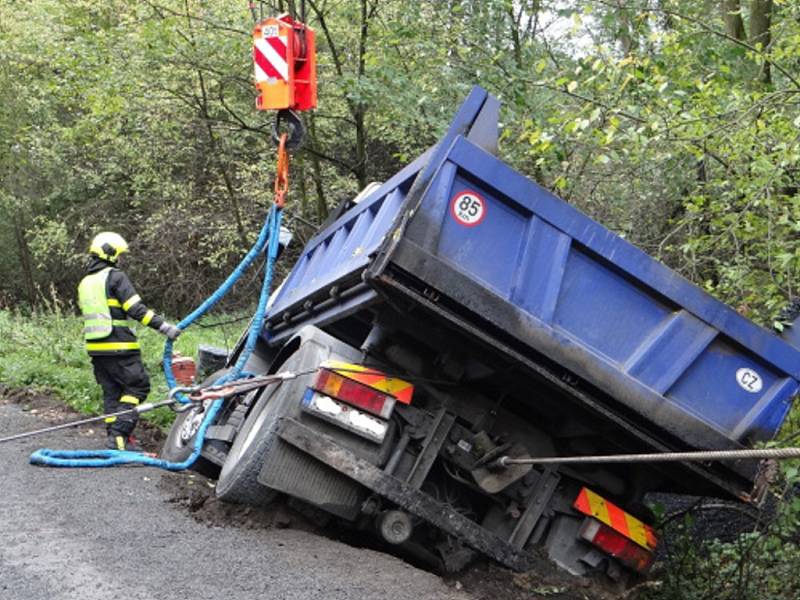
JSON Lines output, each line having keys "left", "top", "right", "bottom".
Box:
{"left": 106, "top": 433, "right": 144, "bottom": 452}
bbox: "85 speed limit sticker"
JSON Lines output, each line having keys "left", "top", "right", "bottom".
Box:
{"left": 450, "top": 191, "right": 486, "bottom": 227}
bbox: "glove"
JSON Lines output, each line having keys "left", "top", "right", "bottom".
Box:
{"left": 159, "top": 322, "right": 181, "bottom": 340}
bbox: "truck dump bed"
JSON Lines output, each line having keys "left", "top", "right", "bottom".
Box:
{"left": 265, "top": 87, "right": 800, "bottom": 494}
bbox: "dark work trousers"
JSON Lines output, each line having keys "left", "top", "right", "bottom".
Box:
{"left": 91, "top": 354, "right": 151, "bottom": 436}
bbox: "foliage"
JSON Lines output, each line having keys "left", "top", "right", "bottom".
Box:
{"left": 1, "top": 0, "right": 796, "bottom": 322}
{"left": 0, "top": 306, "right": 236, "bottom": 428}
{"left": 638, "top": 462, "right": 800, "bottom": 600}
{"left": 488, "top": 0, "right": 800, "bottom": 324}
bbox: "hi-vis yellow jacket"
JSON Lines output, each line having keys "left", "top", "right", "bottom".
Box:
{"left": 77, "top": 258, "right": 166, "bottom": 355}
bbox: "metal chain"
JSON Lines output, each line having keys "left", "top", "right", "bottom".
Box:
{"left": 498, "top": 446, "right": 800, "bottom": 467}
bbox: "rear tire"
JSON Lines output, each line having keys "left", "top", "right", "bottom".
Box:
{"left": 214, "top": 381, "right": 287, "bottom": 505}
{"left": 216, "top": 326, "right": 365, "bottom": 507}
{"left": 160, "top": 368, "right": 230, "bottom": 479}
{"left": 215, "top": 346, "right": 314, "bottom": 505}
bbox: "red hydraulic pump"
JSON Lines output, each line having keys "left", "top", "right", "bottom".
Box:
{"left": 252, "top": 14, "right": 317, "bottom": 112}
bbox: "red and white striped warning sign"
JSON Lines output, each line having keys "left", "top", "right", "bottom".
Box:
{"left": 254, "top": 29, "right": 289, "bottom": 82}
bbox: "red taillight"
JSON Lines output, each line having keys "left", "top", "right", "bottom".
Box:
{"left": 579, "top": 519, "right": 654, "bottom": 573}
{"left": 313, "top": 369, "right": 396, "bottom": 419}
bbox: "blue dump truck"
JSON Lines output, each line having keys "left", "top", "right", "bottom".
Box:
{"left": 163, "top": 87, "right": 800, "bottom": 580}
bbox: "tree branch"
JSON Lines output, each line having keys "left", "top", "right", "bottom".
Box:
{"left": 590, "top": 0, "right": 799, "bottom": 89}
{"left": 142, "top": 0, "right": 249, "bottom": 36}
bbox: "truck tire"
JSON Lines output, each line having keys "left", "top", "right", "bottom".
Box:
{"left": 160, "top": 368, "right": 230, "bottom": 479}
{"left": 216, "top": 326, "right": 365, "bottom": 507}
{"left": 214, "top": 380, "right": 288, "bottom": 505}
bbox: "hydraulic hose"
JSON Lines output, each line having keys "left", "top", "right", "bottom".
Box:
{"left": 30, "top": 206, "right": 284, "bottom": 469}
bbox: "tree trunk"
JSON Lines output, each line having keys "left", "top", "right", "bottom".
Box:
{"left": 296, "top": 157, "right": 309, "bottom": 219}
{"left": 505, "top": 5, "right": 523, "bottom": 69}
{"left": 615, "top": 1, "right": 638, "bottom": 56}
{"left": 722, "top": 0, "right": 746, "bottom": 41}
{"left": 749, "top": 0, "right": 773, "bottom": 84}
{"left": 13, "top": 211, "right": 36, "bottom": 306}
{"left": 307, "top": 0, "right": 372, "bottom": 189}
{"left": 352, "top": 0, "right": 371, "bottom": 189}
{"left": 183, "top": 0, "right": 249, "bottom": 247}
{"left": 305, "top": 113, "right": 329, "bottom": 221}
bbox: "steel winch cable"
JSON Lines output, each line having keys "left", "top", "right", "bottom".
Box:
{"left": 1, "top": 371, "right": 304, "bottom": 447}
{"left": 7, "top": 363, "right": 438, "bottom": 449}
{"left": 0, "top": 399, "right": 180, "bottom": 445}
{"left": 495, "top": 446, "right": 800, "bottom": 468}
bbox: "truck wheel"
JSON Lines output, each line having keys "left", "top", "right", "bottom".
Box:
{"left": 160, "top": 368, "right": 230, "bottom": 479}
{"left": 216, "top": 327, "right": 362, "bottom": 506}
{"left": 214, "top": 380, "right": 288, "bottom": 505}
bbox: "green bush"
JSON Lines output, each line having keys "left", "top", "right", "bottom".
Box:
{"left": 638, "top": 464, "right": 800, "bottom": 600}
{"left": 0, "top": 308, "right": 238, "bottom": 428}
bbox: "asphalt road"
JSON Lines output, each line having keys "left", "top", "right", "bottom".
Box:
{"left": 0, "top": 402, "right": 469, "bottom": 600}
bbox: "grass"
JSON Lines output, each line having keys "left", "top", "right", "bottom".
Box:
{"left": 0, "top": 307, "right": 242, "bottom": 428}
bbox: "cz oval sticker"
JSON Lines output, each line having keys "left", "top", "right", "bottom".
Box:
{"left": 450, "top": 191, "right": 486, "bottom": 227}
{"left": 736, "top": 367, "right": 763, "bottom": 393}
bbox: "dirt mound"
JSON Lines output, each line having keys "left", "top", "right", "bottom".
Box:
{"left": 453, "top": 559, "right": 621, "bottom": 600}
{"left": 647, "top": 492, "right": 762, "bottom": 549}
{"left": 0, "top": 385, "right": 74, "bottom": 421}
{"left": 157, "top": 470, "right": 320, "bottom": 534}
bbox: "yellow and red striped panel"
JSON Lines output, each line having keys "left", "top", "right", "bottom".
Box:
{"left": 573, "top": 487, "right": 658, "bottom": 551}
{"left": 321, "top": 360, "right": 414, "bottom": 404}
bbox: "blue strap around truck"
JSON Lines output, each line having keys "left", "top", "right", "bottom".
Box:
{"left": 29, "top": 206, "right": 284, "bottom": 469}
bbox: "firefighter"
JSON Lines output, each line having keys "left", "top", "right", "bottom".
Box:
{"left": 77, "top": 232, "right": 181, "bottom": 451}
